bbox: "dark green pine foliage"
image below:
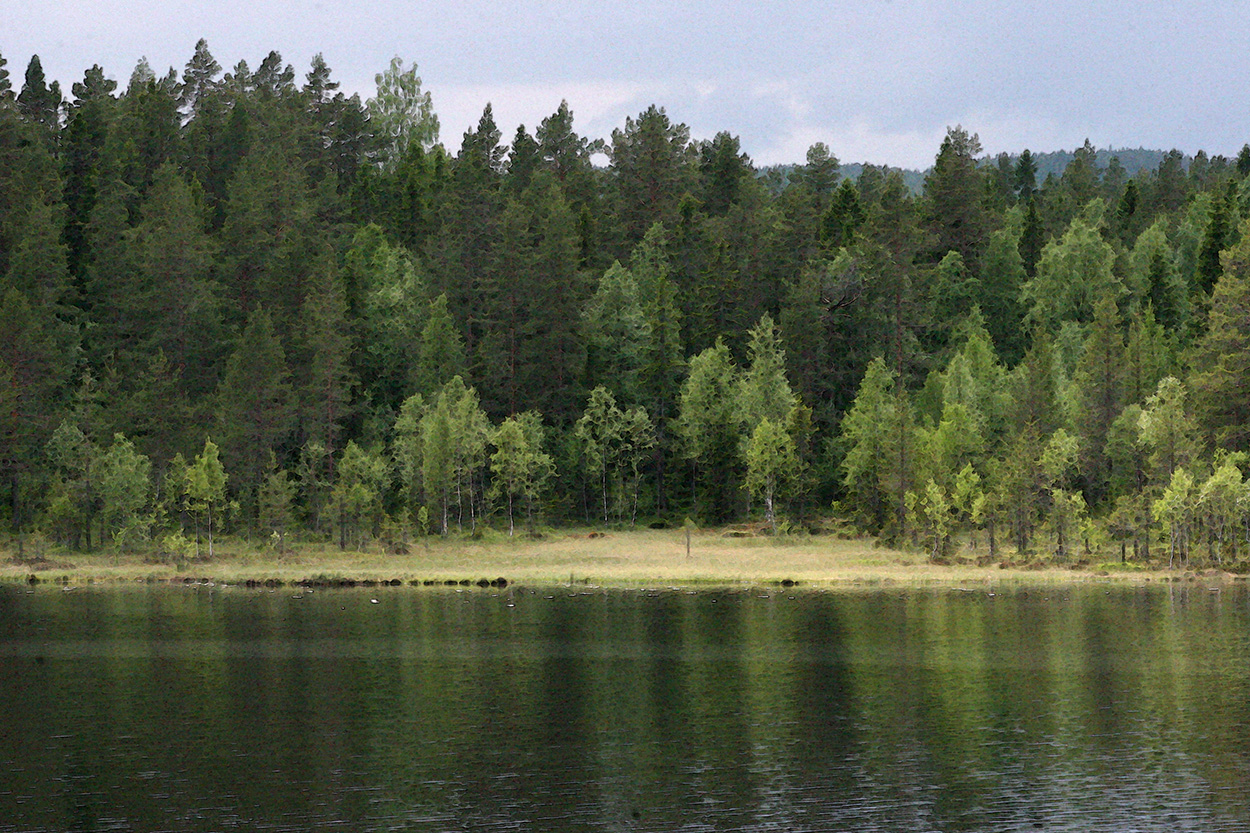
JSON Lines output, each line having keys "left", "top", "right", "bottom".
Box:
{"left": 0, "top": 50, "right": 11, "bottom": 100}
{"left": 1019, "top": 197, "right": 1045, "bottom": 278}
{"left": 609, "top": 105, "right": 696, "bottom": 247}
{"left": 220, "top": 146, "right": 317, "bottom": 323}
{"left": 5, "top": 193, "right": 72, "bottom": 311}
{"left": 1237, "top": 145, "right": 1250, "bottom": 177}
{"left": 780, "top": 258, "right": 837, "bottom": 427}
{"left": 295, "top": 251, "right": 356, "bottom": 455}
{"left": 101, "top": 349, "right": 195, "bottom": 470}
{"left": 923, "top": 126, "right": 989, "bottom": 266}
{"left": 415, "top": 293, "right": 467, "bottom": 398}
{"left": 862, "top": 170, "right": 929, "bottom": 384}
{"left": 1196, "top": 181, "right": 1236, "bottom": 294}
{"left": 1147, "top": 149, "right": 1189, "bottom": 217}
{"left": 360, "top": 139, "right": 447, "bottom": 252}
{"left": 1014, "top": 150, "right": 1038, "bottom": 203}
{"left": 978, "top": 217, "right": 1029, "bottom": 364}
{"left": 481, "top": 172, "right": 586, "bottom": 422}
{"left": 0, "top": 101, "right": 61, "bottom": 277}
{"left": 536, "top": 100, "right": 597, "bottom": 209}
{"left": 107, "top": 62, "right": 182, "bottom": 196}
{"left": 79, "top": 178, "right": 137, "bottom": 367}
{"left": 214, "top": 306, "right": 295, "bottom": 512}
{"left": 632, "top": 223, "right": 685, "bottom": 512}
{"left": 179, "top": 40, "right": 237, "bottom": 223}
{"left": 16, "top": 56, "right": 62, "bottom": 151}
{"left": 0, "top": 286, "right": 77, "bottom": 535}
{"left": 62, "top": 65, "right": 117, "bottom": 282}
{"left": 698, "top": 131, "right": 752, "bottom": 217}
{"left": 792, "top": 142, "right": 839, "bottom": 207}
{"left": 1072, "top": 290, "right": 1125, "bottom": 505}
{"left": 427, "top": 105, "right": 505, "bottom": 363}
{"left": 1189, "top": 231, "right": 1250, "bottom": 449}
{"left": 821, "top": 179, "right": 864, "bottom": 251}
{"left": 1115, "top": 179, "right": 1142, "bottom": 245}
{"left": 124, "top": 163, "right": 222, "bottom": 398}
{"left": 504, "top": 125, "right": 540, "bottom": 195}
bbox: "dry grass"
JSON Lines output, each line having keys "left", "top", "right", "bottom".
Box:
{"left": 0, "top": 527, "right": 1192, "bottom": 588}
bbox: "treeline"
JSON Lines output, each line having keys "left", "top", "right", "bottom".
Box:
{"left": 4, "top": 42, "right": 1250, "bottom": 564}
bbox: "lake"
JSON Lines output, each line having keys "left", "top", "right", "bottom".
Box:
{"left": 2, "top": 580, "right": 1249, "bottom": 832}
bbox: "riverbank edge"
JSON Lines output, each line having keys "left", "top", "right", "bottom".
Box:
{"left": 2, "top": 528, "right": 1240, "bottom": 590}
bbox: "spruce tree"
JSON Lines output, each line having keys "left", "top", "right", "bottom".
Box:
{"left": 214, "top": 306, "right": 295, "bottom": 512}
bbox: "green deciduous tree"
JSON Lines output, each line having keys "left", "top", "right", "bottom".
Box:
{"left": 575, "top": 386, "right": 656, "bottom": 524}
{"left": 186, "top": 438, "right": 227, "bottom": 559}
{"left": 744, "top": 417, "right": 798, "bottom": 533}
{"left": 1022, "top": 201, "right": 1120, "bottom": 330}
{"left": 677, "top": 340, "right": 741, "bottom": 522}
{"left": 93, "top": 433, "right": 151, "bottom": 550}
{"left": 490, "top": 412, "right": 555, "bottom": 535}
{"left": 331, "top": 441, "right": 389, "bottom": 550}
{"left": 421, "top": 377, "right": 489, "bottom": 534}
{"left": 1153, "top": 467, "right": 1197, "bottom": 568}
{"left": 1138, "top": 376, "right": 1200, "bottom": 486}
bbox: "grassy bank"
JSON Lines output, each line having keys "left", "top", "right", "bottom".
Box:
{"left": 0, "top": 527, "right": 1222, "bottom": 588}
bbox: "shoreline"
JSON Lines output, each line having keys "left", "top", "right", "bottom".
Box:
{"left": 1, "top": 528, "right": 1236, "bottom": 589}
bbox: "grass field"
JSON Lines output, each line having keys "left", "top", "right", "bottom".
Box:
{"left": 0, "top": 527, "right": 1213, "bottom": 588}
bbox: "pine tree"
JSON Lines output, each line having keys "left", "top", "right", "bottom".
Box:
{"left": 583, "top": 261, "right": 648, "bottom": 404}
{"left": 1189, "top": 224, "right": 1250, "bottom": 449}
{"left": 609, "top": 105, "right": 696, "bottom": 244}
{"left": 923, "top": 126, "right": 988, "bottom": 265}
{"left": 214, "top": 306, "right": 295, "bottom": 512}
{"left": 295, "top": 253, "right": 355, "bottom": 454}
{"left": 415, "top": 293, "right": 467, "bottom": 397}
{"left": 17, "top": 56, "right": 62, "bottom": 150}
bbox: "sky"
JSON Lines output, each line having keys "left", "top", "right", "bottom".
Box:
{"left": 3, "top": 0, "right": 1249, "bottom": 170}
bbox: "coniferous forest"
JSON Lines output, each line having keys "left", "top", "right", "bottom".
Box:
{"left": 5, "top": 42, "right": 1250, "bottom": 566}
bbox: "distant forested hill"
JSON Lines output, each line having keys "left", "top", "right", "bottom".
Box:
{"left": 763, "top": 146, "right": 1187, "bottom": 194}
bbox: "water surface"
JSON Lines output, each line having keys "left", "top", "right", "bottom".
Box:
{"left": 2, "top": 581, "right": 1249, "bottom": 831}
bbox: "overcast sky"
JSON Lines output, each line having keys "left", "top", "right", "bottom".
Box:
{"left": 3, "top": 0, "right": 1249, "bottom": 169}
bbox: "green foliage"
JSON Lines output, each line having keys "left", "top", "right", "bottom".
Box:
{"left": 575, "top": 386, "right": 656, "bottom": 524}
{"left": 584, "top": 262, "right": 648, "bottom": 403}
{"left": 7, "top": 43, "right": 1250, "bottom": 555}
{"left": 187, "top": 438, "right": 227, "bottom": 558}
{"left": 1022, "top": 201, "right": 1121, "bottom": 330}
{"left": 1153, "top": 467, "right": 1197, "bottom": 567}
{"left": 490, "top": 413, "right": 555, "bottom": 535}
{"left": 420, "top": 377, "right": 489, "bottom": 535}
{"left": 1138, "top": 376, "right": 1199, "bottom": 485}
{"left": 744, "top": 417, "right": 798, "bottom": 533}
{"left": 677, "top": 341, "right": 740, "bottom": 522}
{"left": 367, "top": 56, "right": 438, "bottom": 170}
{"left": 258, "top": 465, "right": 297, "bottom": 552}
{"left": 415, "top": 293, "right": 466, "bottom": 397}
{"left": 737, "top": 313, "right": 797, "bottom": 436}
{"left": 331, "top": 441, "right": 390, "bottom": 550}
{"left": 214, "top": 306, "right": 294, "bottom": 510}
